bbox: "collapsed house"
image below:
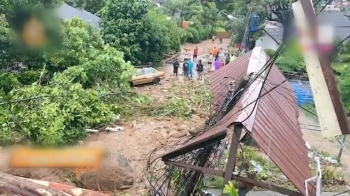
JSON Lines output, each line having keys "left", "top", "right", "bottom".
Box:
{"left": 147, "top": 47, "right": 318, "bottom": 196}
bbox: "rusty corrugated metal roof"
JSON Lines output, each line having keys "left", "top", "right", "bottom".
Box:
{"left": 162, "top": 47, "right": 315, "bottom": 195}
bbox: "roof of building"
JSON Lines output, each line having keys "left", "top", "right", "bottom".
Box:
{"left": 56, "top": 3, "right": 101, "bottom": 28}
{"left": 265, "top": 11, "right": 350, "bottom": 44}
{"left": 161, "top": 47, "right": 314, "bottom": 195}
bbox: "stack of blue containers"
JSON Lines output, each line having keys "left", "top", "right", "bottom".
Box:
{"left": 289, "top": 80, "right": 314, "bottom": 106}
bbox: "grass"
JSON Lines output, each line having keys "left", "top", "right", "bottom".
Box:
{"left": 332, "top": 63, "right": 348, "bottom": 74}
{"left": 215, "top": 27, "right": 226, "bottom": 33}
{"left": 299, "top": 103, "right": 318, "bottom": 119}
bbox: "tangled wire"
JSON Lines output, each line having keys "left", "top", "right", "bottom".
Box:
{"left": 144, "top": 74, "right": 252, "bottom": 196}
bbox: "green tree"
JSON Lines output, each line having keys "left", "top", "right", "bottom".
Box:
{"left": 0, "top": 17, "right": 134, "bottom": 145}
{"left": 164, "top": 0, "right": 222, "bottom": 43}
{"left": 339, "top": 67, "right": 350, "bottom": 113}
{"left": 275, "top": 42, "right": 305, "bottom": 72}
{"left": 65, "top": 0, "right": 106, "bottom": 14}
{"left": 99, "top": 0, "right": 150, "bottom": 65}
{"left": 0, "top": 0, "right": 135, "bottom": 146}
{"left": 100, "top": 0, "right": 183, "bottom": 64}
{"left": 141, "top": 9, "right": 183, "bottom": 62}
{"left": 228, "top": 0, "right": 314, "bottom": 44}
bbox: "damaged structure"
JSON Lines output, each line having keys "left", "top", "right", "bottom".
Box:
{"left": 146, "top": 47, "right": 319, "bottom": 196}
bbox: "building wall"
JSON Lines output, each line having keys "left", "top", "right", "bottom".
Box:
{"left": 255, "top": 34, "right": 280, "bottom": 50}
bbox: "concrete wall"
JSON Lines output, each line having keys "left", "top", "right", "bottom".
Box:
{"left": 255, "top": 33, "right": 280, "bottom": 50}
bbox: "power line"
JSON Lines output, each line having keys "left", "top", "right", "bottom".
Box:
{"left": 316, "top": 0, "right": 333, "bottom": 15}
{"left": 331, "top": 190, "right": 350, "bottom": 196}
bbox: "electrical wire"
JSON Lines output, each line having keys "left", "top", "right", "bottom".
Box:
{"left": 331, "top": 189, "right": 350, "bottom": 196}
{"left": 143, "top": 44, "right": 287, "bottom": 195}
{"left": 145, "top": 0, "right": 343, "bottom": 194}
{"left": 239, "top": 46, "right": 285, "bottom": 123}
{"left": 316, "top": 0, "right": 333, "bottom": 16}
{"left": 239, "top": 5, "right": 253, "bottom": 52}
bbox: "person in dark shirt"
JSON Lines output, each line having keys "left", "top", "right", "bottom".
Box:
{"left": 215, "top": 51, "right": 219, "bottom": 60}
{"left": 225, "top": 53, "right": 230, "bottom": 65}
{"left": 196, "top": 59, "right": 204, "bottom": 80}
{"left": 183, "top": 59, "right": 189, "bottom": 78}
{"left": 173, "top": 60, "right": 179, "bottom": 77}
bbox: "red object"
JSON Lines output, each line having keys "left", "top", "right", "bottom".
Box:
{"left": 194, "top": 48, "right": 198, "bottom": 55}
{"left": 182, "top": 21, "right": 190, "bottom": 28}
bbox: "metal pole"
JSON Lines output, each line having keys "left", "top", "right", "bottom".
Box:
{"left": 337, "top": 135, "right": 346, "bottom": 162}
{"left": 179, "top": 0, "right": 185, "bottom": 28}
{"left": 297, "top": 0, "right": 350, "bottom": 139}
{"left": 222, "top": 124, "right": 242, "bottom": 195}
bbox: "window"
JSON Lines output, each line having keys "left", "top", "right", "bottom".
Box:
{"left": 138, "top": 69, "right": 146, "bottom": 75}
{"left": 145, "top": 68, "right": 157, "bottom": 75}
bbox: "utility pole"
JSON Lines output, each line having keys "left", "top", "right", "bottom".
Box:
{"left": 179, "top": 0, "right": 185, "bottom": 28}
{"left": 292, "top": 0, "right": 350, "bottom": 141}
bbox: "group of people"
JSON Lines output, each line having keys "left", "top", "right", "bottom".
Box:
{"left": 172, "top": 42, "right": 237, "bottom": 79}
{"left": 172, "top": 46, "right": 204, "bottom": 80}
{"left": 210, "top": 44, "right": 237, "bottom": 71}
{"left": 172, "top": 58, "right": 204, "bottom": 80}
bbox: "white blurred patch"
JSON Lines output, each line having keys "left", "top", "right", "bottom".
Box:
{"left": 317, "top": 25, "right": 333, "bottom": 45}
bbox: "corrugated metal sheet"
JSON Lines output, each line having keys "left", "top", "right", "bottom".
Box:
{"left": 162, "top": 48, "right": 315, "bottom": 195}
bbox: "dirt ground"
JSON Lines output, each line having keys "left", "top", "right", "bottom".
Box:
{"left": 299, "top": 110, "right": 350, "bottom": 175}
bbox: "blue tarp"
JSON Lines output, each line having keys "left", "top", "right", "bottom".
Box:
{"left": 289, "top": 80, "right": 314, "bottom": 105}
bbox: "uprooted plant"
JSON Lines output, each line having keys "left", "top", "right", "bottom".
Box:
{"left": 124, "top": 82, "right": 212, "bottom": 119}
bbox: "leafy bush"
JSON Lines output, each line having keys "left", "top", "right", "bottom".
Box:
{"left": 338, "top": 54, "right": 350, "bottom": 63}
{"left": 264, "top": 49, "right": 275, "bottom": 57}
{"left": 16, "top": 70, "right": 42, "bottom": 85}
{"left": 4, "top": 80, "right": 117, "bottom": 146}
{"left": 185, "top": 27, "right": 200, "bottom": 43}
{"left": 339, "top": 67, "right": 350, "bottom": 114}
{"left": 275, "top": 43, "right": 305, "bottom": 72}
{"left": 0, "top": 73, "right": 20, "bottom": 93}
{"left": 223, "top": 181, "right": 238, "bottom": 196}
{"left": 0, "top": 15, "right": 134, "bottom": 146}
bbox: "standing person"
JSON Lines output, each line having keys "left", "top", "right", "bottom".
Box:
{"left": 212, "top": 35, "right": 215, "bottom": 42}
{"left": 219, "top": 37, "right": 222, "bottom": 44}
{"left": 211, "top": 47, "right": 218, "bottom": 59}
{"left": 193, "top": 46, "right": 198, "bottom": 62}
{"left": 225, "top": 53, "right": 230, "bottom": 65}
{"left": 220, "top": 59, "right": 225, "bottom": 67}
{"left": 188, "top": 58, "right": 194, "bottom": 78}
{"left": 173, "top": 60, "right": 179, "bottom": 77}
{"left": 214, "top": 58, "right": 220, "bottom": 71}
{"left": 230, "top": 54, "right": 236, "bottom": 62}
{"left": 183, "top": 59, "right": 189, "bottom": 78}
{"left": 215, "top": 50, "right": 219, "bottom": 60}
{"left": 196, "top": 59, "right": 204, "bottom": 80}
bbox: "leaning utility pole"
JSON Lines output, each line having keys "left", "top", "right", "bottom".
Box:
{"left": 292, "top": 0, "right": 350, "bottom": 141}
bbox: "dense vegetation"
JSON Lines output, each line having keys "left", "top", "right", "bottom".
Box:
{"left": 162, "top": 0, "right": 224, "bottom": 43}
{"left": 0, "top": 0, "right": 222, "bottom": 146}
{"left": 1, "top": 0, "right": 350, "bottom": 146}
